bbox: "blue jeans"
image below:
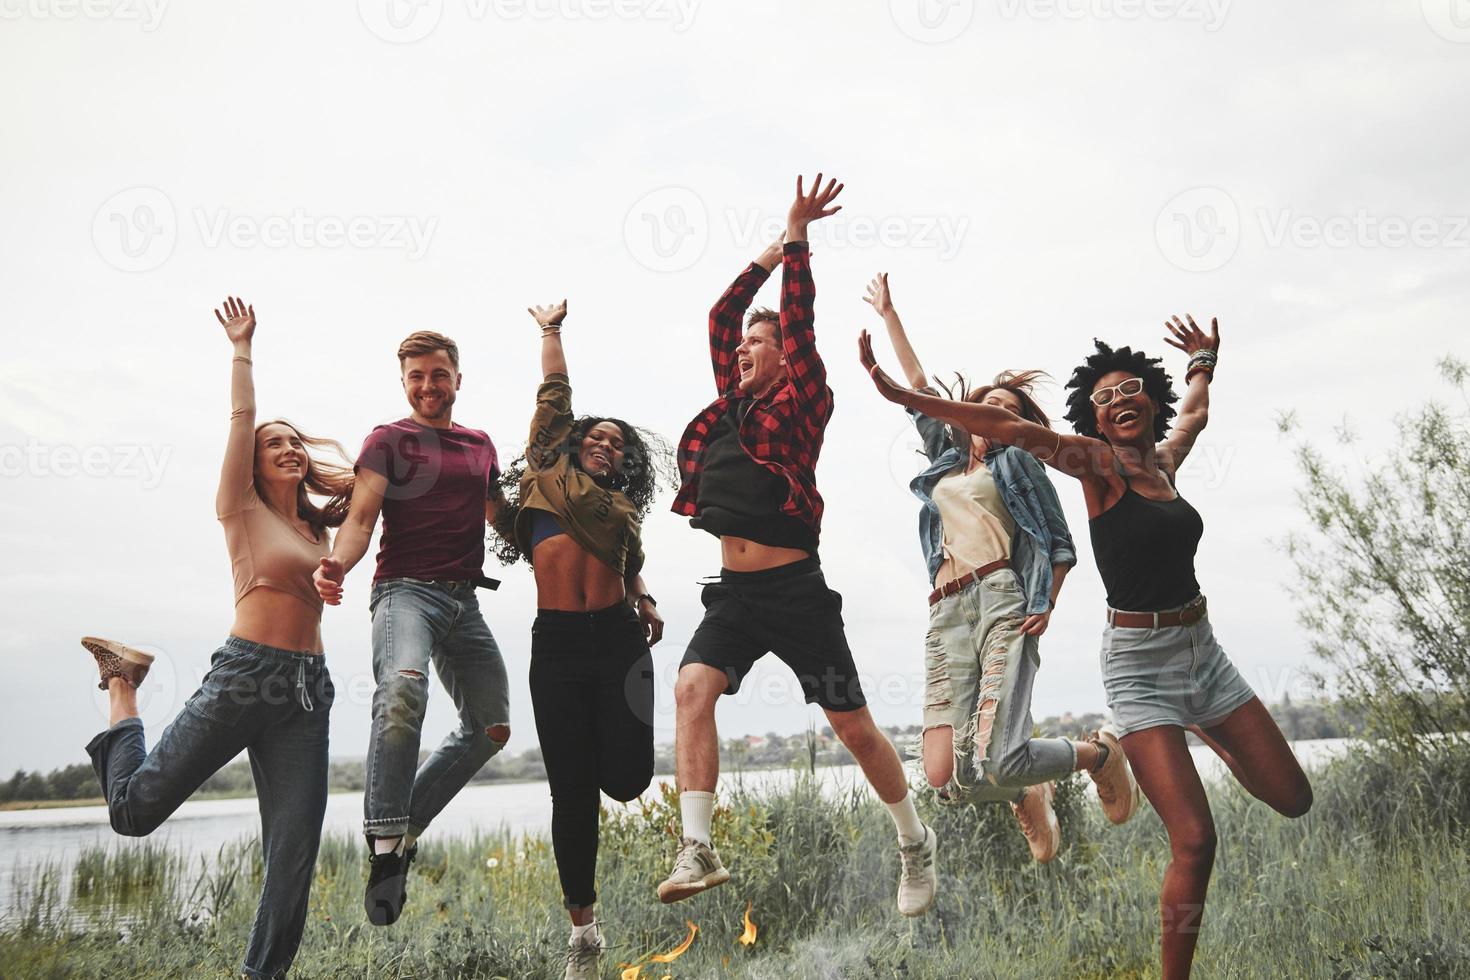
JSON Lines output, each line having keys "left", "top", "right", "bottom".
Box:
{"left": 365, "top": 578, "right": 510, "bottom": 840}
{"left": 85, "top": 636, "right": 333, "bottom": 980}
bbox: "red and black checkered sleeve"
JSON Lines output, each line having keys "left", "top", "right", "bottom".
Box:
{"left": 778, "top": 242, "right": 830, "bottom": 415}
{"left": 708, "top": 261, "right": 772, "bottom": 394}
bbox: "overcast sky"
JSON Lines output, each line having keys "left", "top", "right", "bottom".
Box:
{"left": 2, "top": 0, "right": 1467, "bottom": 773}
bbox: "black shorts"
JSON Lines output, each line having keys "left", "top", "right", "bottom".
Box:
{"left": 680, "top": 557, "right": 867, "bottom": 712}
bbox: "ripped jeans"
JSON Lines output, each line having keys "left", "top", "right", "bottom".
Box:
{"left": 922, "top": 567, "right": 1074, "bottom": 803}
{"left": 365, "top": 578, "right": 510, "bottom": 841}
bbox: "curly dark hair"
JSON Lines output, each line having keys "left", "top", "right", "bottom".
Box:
{"left": 1063, "top": 339, "right": 1178, "bottom": 442}
{"left": 489, "top": 415, "right": 678, "bottom": 567}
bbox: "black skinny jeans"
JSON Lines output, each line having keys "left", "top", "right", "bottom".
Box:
{"left": 529, "top": 602, "right": 655, "bottom": 910}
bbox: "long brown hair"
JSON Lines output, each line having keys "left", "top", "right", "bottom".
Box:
{"left": 933, "top": 369, "right": 1053, "bottom": 450}
{"left": 253, "top": 419, "right": 354, "bottom": 535}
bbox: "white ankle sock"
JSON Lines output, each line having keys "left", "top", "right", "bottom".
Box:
{"left": 373, "top": 836, "right": 402, "bottom": 856}
{"left": 680, "top": 791, "right": 715, "bottom": 845}
{"left": 570, "top": 919, "right": 600, "bottom": 944}
{"left": 885, "top": 793, "right": 926, "bottom": 845}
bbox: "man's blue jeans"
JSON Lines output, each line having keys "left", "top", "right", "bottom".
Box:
{"left": 86, "top": 636, "right": 333, "bottom": 980}
{"left": 364, "top": 578, "right": 510, "bottom": 841}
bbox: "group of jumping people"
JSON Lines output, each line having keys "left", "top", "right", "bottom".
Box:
{"left": 79, "top": 174, "right": 1312, "bottom": 980}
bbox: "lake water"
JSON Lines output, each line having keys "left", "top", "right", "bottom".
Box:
{"left": 0, "top": 738, "right": 1350, "bottom": 919}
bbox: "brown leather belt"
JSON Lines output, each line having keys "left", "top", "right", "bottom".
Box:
{"left": 1106, "top": 595, "right": 1207, "bottom": 629}
{"left": 928, "top": 559, "right": 1011, "bottom": 606}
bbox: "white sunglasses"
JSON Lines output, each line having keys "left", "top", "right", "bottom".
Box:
{"left": 1089, "top": 377, "right": 1145, "bottom": 407}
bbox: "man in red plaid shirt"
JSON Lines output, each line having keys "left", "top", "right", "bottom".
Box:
{"left": 658, "top": 175, "right": 938, "bottom": 918}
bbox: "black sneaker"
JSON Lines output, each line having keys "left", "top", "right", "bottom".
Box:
{"left": 364, "top": 844, "right": 417, "bottom": 926}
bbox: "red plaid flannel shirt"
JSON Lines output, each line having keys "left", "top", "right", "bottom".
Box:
{"left": 672, "top": 241, "right": 834, "bottom": 536}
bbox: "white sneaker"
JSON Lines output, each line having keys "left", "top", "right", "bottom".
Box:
{"left": 896, "top": 824, "right": 937, "bottom": 917}
{"left": 563, "top": 923, "right": 604, "bottom": 980}
{"left": 657, "top": 837, "right": 730, "bottom": 904}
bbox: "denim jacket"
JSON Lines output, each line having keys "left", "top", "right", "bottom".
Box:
{"left": 907, "top": 398, "right": 1077, "bottom": 615}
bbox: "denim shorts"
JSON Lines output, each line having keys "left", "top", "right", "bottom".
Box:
{"left": 1099, "top": 612, "right": 1256, "bottom": 736}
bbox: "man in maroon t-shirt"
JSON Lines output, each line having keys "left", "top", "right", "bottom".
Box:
{"left": 315, "top": 330, "right": 509, "bottom": 928}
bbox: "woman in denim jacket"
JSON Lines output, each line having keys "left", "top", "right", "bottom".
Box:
{"left": 864, "top": 274, "right": 1141, "bottom": 862}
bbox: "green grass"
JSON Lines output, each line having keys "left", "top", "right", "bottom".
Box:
{"left": 4, "top": 746, "right": 1469, "bottom": 979}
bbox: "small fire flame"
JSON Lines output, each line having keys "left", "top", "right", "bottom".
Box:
{"left": 650, "top": 921, "right": 698, "bottom": 963}
{"left": 738, "top": 901, "right": 758, "bottom": 947}
{"left": 620, "top": 920, "right": 698, "bottom": 978}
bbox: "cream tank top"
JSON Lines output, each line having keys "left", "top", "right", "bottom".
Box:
{"left": 931, "top": 461, "right": 1016, "bottom": 580}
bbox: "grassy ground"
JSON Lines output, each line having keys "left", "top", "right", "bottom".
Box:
{"left": 3, "top": 747, "right": 1469, "bottom": 979}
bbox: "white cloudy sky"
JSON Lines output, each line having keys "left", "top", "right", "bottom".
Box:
{"left": 2, "top": 0, "right": 1467, "bottom": 772}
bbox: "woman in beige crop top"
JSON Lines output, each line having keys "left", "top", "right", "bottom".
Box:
{"left": 78, "top": 297, "right": 355, "bottom": 980}
{"left": 214, "top": 305, "right": 353, "bottom": 655}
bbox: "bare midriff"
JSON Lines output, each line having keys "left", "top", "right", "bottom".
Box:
{"left": 230, "top": 586, "right": 325, "bottom": 654}
{"left": 533, "top": 536, "right": 629, "bottom": 611}
{"left": 719, "top": 535, "right": 810, "bottom": 573}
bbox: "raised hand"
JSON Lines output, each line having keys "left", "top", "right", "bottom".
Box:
{"left": 314, "top": 557, "right": 345, "bottom": 606}
{"left": 528, "top": 300, "right": 568, "bottom": 330}
{"left": 1163, "top": 314, "right": 1220, "bottom": 356}
{"left": 862, "top": 273, "right": 894, "bottom": 318}
{"left": 858, "top": 329, "right": 911, "bottom": 405}
{"left": 787, "top": 173, "right": 844, "bottom": 241}
{"left": 214, "top": 296, "right": 255, "bottom": 345}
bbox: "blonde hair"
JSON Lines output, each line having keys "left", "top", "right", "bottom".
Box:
{"left": 253, "top": 419, "right": 354, "bottom": 534}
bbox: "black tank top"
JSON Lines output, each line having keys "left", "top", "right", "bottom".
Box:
{"left": 691, "top": 403, "right": 817, "bottom": 551}
{"left": 1088, "top": 468, "right": 1203, "bottom": 612}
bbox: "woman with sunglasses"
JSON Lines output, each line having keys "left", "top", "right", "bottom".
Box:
{"left": 859, "top": 316, "right": 1311, "bottom": 980}
{"left": 862, "top": 273, "right": 1140, "bottom": 863}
